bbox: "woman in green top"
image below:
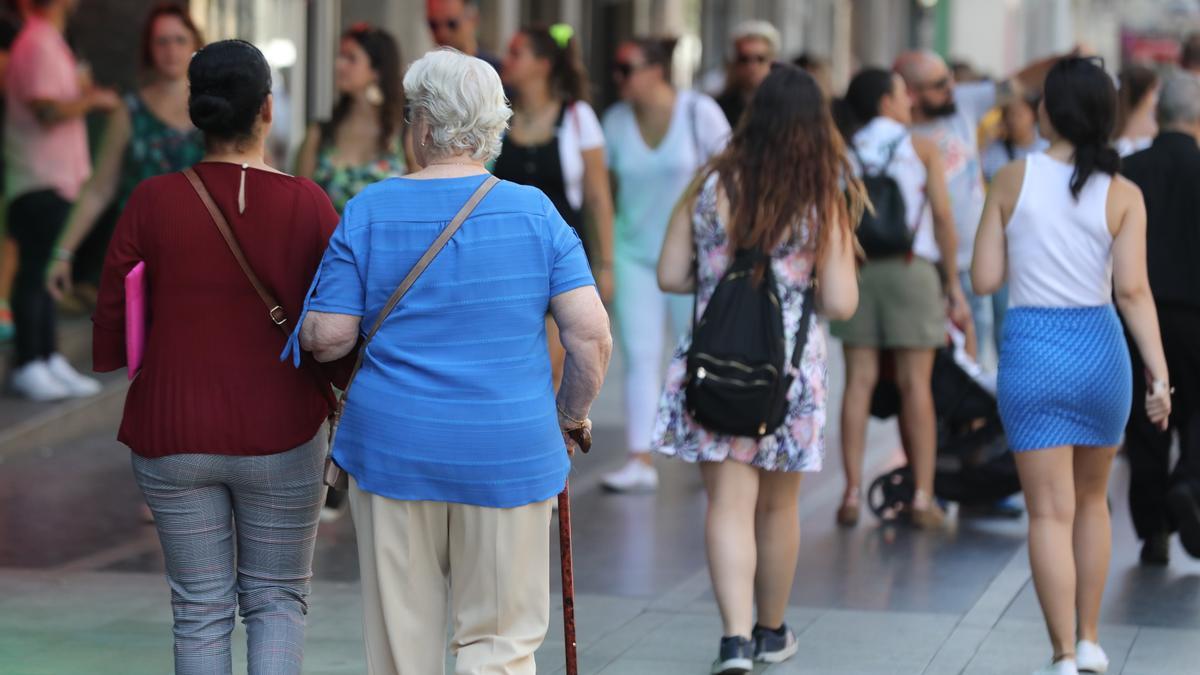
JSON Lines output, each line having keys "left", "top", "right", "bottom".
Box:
{"left": 47, "top": 3, "right": 205, "bottom": 300}
{"left": 296, "top": 23, "right": 410, "bottom": 213}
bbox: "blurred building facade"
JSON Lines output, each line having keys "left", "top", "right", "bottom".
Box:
{"left": 60, "top": 0, "right": 1200, "bottom": 167}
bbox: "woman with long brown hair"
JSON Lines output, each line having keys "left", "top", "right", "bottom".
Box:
{"left": 652, "top": 63, "right": 861, "bottom": 675}
{"left": 296, "top": 23, "right": 408, "bottom": 213}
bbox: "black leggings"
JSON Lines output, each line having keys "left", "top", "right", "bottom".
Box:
{"left": 7, "top": 190, "right": 70, "bottom": 366}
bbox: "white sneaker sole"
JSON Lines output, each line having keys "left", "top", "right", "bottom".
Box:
{"left": 756, "top": 638, "right": 799, "bottom": 663}
{"left": 711, "top": 657, "right": 752, "bottom": 675}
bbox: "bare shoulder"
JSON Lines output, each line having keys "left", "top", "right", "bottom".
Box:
{"left": 1106, "top": 174, "right": 1145, "bottom": 236}
{"left": 990, "top": 159, "right": 1027, "bottom": 201}
{"left": 1107, "top": 174, "right": 1143, "bottom": 205}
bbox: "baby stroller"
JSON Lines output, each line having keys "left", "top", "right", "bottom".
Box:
{"left": 866, "top": 326, "right": 1021, "bottom": 521}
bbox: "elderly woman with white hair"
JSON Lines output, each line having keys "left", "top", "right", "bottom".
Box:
{"left": 286, "top": 48, "right": 612, "bottom": 674}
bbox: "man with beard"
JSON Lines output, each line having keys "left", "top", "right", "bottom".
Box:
{"left": 893, "top": 50, "right": 1065, "bottom": 361}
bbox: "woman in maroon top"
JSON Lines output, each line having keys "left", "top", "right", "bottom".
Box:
{"left": 93, "top": 40, "right": 341, "bottom": 674}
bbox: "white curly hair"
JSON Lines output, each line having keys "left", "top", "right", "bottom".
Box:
{"left": 404, "top": 48, "right": 512, "bottom": 163}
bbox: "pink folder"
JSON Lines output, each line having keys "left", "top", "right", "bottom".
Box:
{"left": 124, "top": 261, "right": 146, "bottom": 380}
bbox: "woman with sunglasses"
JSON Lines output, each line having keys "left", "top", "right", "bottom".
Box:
{"left": 496, "top": 24, "right": 615, "bottom": 383}
{"left": 601, "top": 37, "right": 731, "bottom": 493}
{"left": 972, "top": 56, "right": 1171, "bottom": 675}
{"left": 296, "top": 23, "right": 409, "bottom": 214}
{"left": 46, "top": 2, "right": 204, "bottom": 334}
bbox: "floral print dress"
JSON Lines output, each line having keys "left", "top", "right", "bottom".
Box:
{"left": 312, "top": 138, "right": 407, "bottom": 214}
{"left": 651, "top": 173, "right": 827, "bottom": 473}
{"left": 118, "top": 93, "right": 204, "bottom": 208}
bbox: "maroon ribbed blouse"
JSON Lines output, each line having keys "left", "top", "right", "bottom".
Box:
{"left": 93, "top": 162, "right": 348, "bottom": 457}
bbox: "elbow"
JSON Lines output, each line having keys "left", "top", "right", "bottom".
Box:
{"left": 1116, "top": 282, "right": 1153, "bottom": 310}
{"left": 657, "top": 268, "right": 691, "bottom": 294}
{"left": 820, "top": 289, "right": 859, "bottom": 322}
{"left": 970, "top": 263, "right": 1002, "bottom": 297}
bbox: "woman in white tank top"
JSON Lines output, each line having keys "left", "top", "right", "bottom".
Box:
{"left": 971, "top": 57, "right": 1172, "bottom": 675}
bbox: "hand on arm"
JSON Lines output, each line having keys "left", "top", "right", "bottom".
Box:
{"left": 299, "top": 311, "right": 361, "bottom": 363}
{"left": 1110, "top": 180, "right": 1171, "bottom": 429}
{"left": 48, "top": 104, "right": 132, "bottom": 300}
{"left": 581, "top": 147, "right": 615, "bottom": 303}
{"left": 30, "top": 87, "right": 119, "bottom": 127}
{"left": 551, "top": 286, "right": 612, "bottom": 455}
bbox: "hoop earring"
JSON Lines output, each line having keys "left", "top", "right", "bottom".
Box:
{"left": 365, "top": 83, "right": 383, "bottom": 106}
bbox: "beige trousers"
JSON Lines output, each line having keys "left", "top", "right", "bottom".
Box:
{"left": 348, "top": 478, "right": 554, "bottom": 675}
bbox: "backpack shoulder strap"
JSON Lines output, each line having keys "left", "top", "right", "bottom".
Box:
{"left": 790, "top": 286, "right": 817, "bottom": 370}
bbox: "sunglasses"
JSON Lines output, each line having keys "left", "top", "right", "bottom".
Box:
{"left": 612, "top": 61, "right": 646, "bottom": 79}
{"left": 735, "top": 54, "right": 770, "bottom": 66}
{"left": 428, "top": 18, "right": 460, "bottom": 32}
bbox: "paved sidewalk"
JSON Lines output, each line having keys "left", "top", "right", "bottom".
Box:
{"left": 2, "top": 329, "right": 1198, "bottom": 674}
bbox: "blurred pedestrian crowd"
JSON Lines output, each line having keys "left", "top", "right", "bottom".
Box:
{"left": 0, "top": 1, "right": 1198, "bottom": 675}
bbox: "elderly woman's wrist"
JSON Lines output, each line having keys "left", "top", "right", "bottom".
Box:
{"left": 556, "top": 404, "right": 589, "bottom": 428}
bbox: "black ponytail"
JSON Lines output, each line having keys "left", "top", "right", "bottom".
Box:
{"left": 835, "top": 68, "right": 895, "bottom": 141}
{"left": 1043, "top": 57, "right": 1120, "bottom": 199}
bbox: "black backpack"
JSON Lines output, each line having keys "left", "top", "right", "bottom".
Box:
{"left": 851, "top": 142, "right": 913, "bottom": 258}
{"left": 685, "top": 249, "right": 816, "bottom": 438}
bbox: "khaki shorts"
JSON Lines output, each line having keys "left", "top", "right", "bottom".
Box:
{"left": 830, "top": 257, "right": 946, "bottom": 349}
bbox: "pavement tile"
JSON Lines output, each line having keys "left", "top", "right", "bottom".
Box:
{"left": 782, "top": 608, "right": 958, "bottom": 674}
{"left": 961, "top": 617, "right": 1137, "bottom": 675}
{"left": 1122, "top": 626, "right": 1200, "bottom": 675}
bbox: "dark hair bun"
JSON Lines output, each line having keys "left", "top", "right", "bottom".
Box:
{"left": 188, "top": 40, "right": 272, "bottom": 142}
{"left": 188, "top": 93, "right": 236, "bottom": 131}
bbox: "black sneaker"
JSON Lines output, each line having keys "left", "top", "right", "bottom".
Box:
{"left": 752, "top": 623, "right": 799, "bottom": 663}
{"left": 1140, "top": 532, "right": 1170, "bottom": 566}
{"left": 711, "top": 635, "right": 753, "bottom": 675}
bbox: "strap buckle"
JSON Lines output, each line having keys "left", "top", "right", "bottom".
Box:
{"left": 269, "top": 306, "right": 288, "bottom": 326}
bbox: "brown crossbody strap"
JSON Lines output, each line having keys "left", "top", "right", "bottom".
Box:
{"left": 323, "top": 175, "right": 500, "bottom": 490}
{"left": 183, "top": 167, "right": 290, "bottom": 335}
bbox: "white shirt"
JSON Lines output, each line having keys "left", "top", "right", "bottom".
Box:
{"left": 557, "top": 101, "right": 605, "bottom": 212}
{"left": 913, "top": 81, "right": 996, "bottom": 268}
{"left": 1006, "top": 153, "right": 1114, "bottom": 308}
{"left": 851, "top": 116, "right": 939, "bottom": 263}
{"left": 604, "top": 90, "right": 731, "bottom": 266}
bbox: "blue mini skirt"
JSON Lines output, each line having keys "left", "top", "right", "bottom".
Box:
{"left": 997, "top": 305, "right": 1132, "bottom": 452}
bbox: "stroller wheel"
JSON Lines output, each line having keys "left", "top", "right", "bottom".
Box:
{"left": 868, "top": 467, "right": 915, "bottom": 521}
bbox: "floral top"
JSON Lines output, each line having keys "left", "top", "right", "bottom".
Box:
{"left": 312, "top": 138, "right": 406, "bottom": 213}
{"left": 117, "top": 93, "right": 204, "bottom": 209}
{"left": 651, "top": 173, "right": 827, "bottom": 472}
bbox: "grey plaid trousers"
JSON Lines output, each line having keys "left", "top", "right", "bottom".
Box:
{"left": 132, "top": 426, "right": 327, "bottom": 675}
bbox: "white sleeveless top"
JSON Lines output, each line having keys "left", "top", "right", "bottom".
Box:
{"left": 1006, "top": 152, "right": 1114, "bottom": 308}
{"left": 851, "top": 117, "right": 939, "bottom": 263}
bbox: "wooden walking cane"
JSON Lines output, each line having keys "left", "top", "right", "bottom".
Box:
{"left": 560, "top": 426, "right": 591, "bottom": 675}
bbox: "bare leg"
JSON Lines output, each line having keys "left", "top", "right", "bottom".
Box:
{"left": 1015, "top": 446, "right": 1077, "bottom": 661}
{"left": 893, "top": 349, "right": 937, "bottom": 503}
{"left": 840, "top": 346, "right": 880, "bottom": 508}
{"left": 700, "top": 460, "right": 760, "bottom": 638}
{"left": 1074, "top": 444, "right": 1118, "bottom": 644}
{"left": 753, "top": 470, "right": 804, "bottom": 629}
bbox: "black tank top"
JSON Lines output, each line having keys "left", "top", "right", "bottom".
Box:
{"left": 493, "top": 103, "right": 588, "bottom": 255}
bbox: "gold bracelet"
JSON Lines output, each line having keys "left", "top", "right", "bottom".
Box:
{"left": 556, "top": 404, "right": 587, "bottom": 427}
